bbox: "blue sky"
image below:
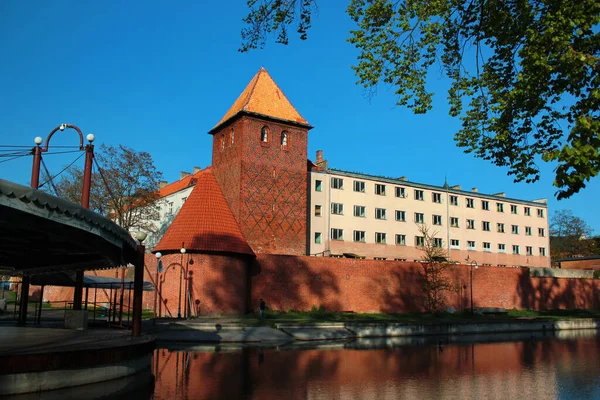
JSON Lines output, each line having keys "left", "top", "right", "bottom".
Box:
{"left": 1, "top": 1, "right": 598, "bottom": 233}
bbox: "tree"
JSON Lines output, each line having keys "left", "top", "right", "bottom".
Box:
{"left": 417, "top": 224, "right": 454, "bottom": 312}
{"left": 241, "top": 1, "right": 600, "bottom": 199}
{"left": 54, "top": 144, "right": 163, "bottom": 232}
{"left": 550, "top": 209, "right": 596, "bottom": 258}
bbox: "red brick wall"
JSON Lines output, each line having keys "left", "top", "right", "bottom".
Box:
{"left": 212, "top": 115, "right": 309, "bottom": 256}
{"left": 42, "top": 253, "right": 599, "bottom": 315}
{"left": 559, "top": 259, "right": 600, "bottom": 270}
{"left": 250, "top": 254, "right": 600, "bottom": 313}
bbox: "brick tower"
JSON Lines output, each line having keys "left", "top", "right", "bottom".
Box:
{"left": 208, "top": 68, "right": 312, "bottom": 255}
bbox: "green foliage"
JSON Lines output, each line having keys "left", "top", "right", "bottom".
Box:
{"left": 550, "top": 209, "right": 597, "bottom": 258}
{"left": 241, "top": 0, "right": 600, "bottom": 199}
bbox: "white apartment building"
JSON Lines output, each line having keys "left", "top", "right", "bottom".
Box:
{"left": 309, "top": 168, "right": 550, "bottom": 267}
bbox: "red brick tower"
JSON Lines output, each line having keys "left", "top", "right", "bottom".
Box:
{"left": 208, "top": 68, "right": 312, "bottom": 255}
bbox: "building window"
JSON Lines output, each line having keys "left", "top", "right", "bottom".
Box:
{"left": 540, "top": 247, "right": 546, "bottom": 256}
{"left": 315, "top": 232, "right": 322, "bottom": 244}
{"left": 483, "top": 242, "right": 491, "bottom": 252}
{"left": 497, "top": 223, "right": 505, "bottom": 233}
{"left": 375, "top": 208, "right": 387, "bottom": 220}
{"left": 315, "top": 205, "right": 322, "bottom": 217}
{"left": 415, "top": 213, "right": 424, "bottom": 223}
{"left": 482, "top": 200, "right": 489, "bottom": 210}
{"left": 315, "top": 180, "right": 322, "bottom": 192}
{"left": 167, "top": 202, "right": 174, "bottom": 215}
{"left": 434, "top": 238, "right": 443, "bottom": 248}
{"left": 221, "top": 136, "right": 225, "bottom": 151}
{"left": 526, "top": 246, "right": 533, "bottom": 256}
{"left": 281, "top": 131, "right": 288, "bottom": 147}
{"left": 331, "top": 177, "right": 344, "bottom": 189}
{"left": 354, "top": 230, "right": 366, "bottom": 243}
{"left": 524, "top": 207, "right": 531, "bottom": 216}
{"left": 231, "top": 128, "right": 234, "bottom": 144}
{"left": 331, "top": 203, "right": 344, "bottom": 215}
{"left": 511, "top": 225, "right": 519, "bottom": 234}
{"left": 432, "top": 192, "right": 442, "bottom": 203}
{"left": 467, "top": 219, "right": 475, "bottom": 229}
{"left": 525, "top": 226, "right": 532, "bottom": 236}
{"left": 415, "top": 190, "right": 424, "bottom": 201}
{"left": 353, "top": 180, "right": 366, "bottom": 193}
{"left": 395, "top": 210, "right": 406, "bottom": 222}
{"left": 396, "top": 234, "right": 406, "bottom": 245}
{"left": 182, "top": 197, "right": 187, "bottom": 204}
{"left": 450, "top": 195, "right": 458, "bottom": 206}
{"left": 467, "top": 240, "right": 476, "bottom": 250}
{"left": 354, "top": 205, "right": 366, "bottom": 217}
{"left": 450, "top": 217, "right": 459, "bottom": 228}
{"left": 375, "top": 184, "right": 386, "bottom": 195}
{"left": 537, "top": 209, "right": 545, "bottom": 218}
{"left": 375, "top": 232, "right": 387, "bottom": 244}
{"left": 261, "top": 126, "right": 269, "bottom": 142}
{"left": 450, "top": 239, "right": 460, "bottom": 249}
{"left": 395, "top": 187, "right": 406, "bottom": 198}
{"left": 497, "top": 202, "right": 504, "bottom": 212}
{"left": 415, "top": 236, "right": 425, "bottom": 247}
{"left": 482, "top": 221, "right": 490, "bottom": 231}
{"left": 511, "top": 205, "right": 518, "bottom": 214}
{"left": 512, "top": 245, "right": 520, "bottom": 255}
{"left": 498, "top": 243, "right": 506, "bottom": 253}
{"left": 466, "top": 198, "right": 474, "bottom": 208}
{"left": 433, "top": 215, "right": 442, "bottom": 225}
{"left": 331, "top": 228, "right": 343, "bottom": 240}
{"left": 538, "top": 228, "right": 545, "bottom": 237}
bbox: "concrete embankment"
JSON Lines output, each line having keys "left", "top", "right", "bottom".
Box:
{"left": 156, "top": 319, "right": 600, "bottom": 343}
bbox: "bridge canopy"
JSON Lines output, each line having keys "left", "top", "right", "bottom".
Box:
{"left": 0, "top": 179, "right": 139, "bottom": 276}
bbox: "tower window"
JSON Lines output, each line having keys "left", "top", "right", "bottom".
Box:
{"left": 261, "top": 126, "right": 269, "bottom": 143}
{"left": 281, "top": 131, "right": 288, "bottom": 147}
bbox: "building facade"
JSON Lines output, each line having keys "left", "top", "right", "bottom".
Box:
{"left": 149, "top": 67, "right": 551, "bottom": 268}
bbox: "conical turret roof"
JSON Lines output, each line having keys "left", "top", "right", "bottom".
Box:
{"left": 153, "top": 168, "right": 254, "bottom": 256}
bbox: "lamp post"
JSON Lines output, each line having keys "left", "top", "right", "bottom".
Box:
{"left": 154, "top": 252, "right": 162, "bottom": 324}
{"left": 179, "top": 247, "right": 186, "bottom": 319}
{"left": 466, "top": 257, "right": 479, "bottom": 314}
{"left": 20, "top": 125, "right": 94, "bottom": 325}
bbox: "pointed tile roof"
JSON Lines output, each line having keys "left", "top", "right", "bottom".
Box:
{"left": 153, "top": 168, "right": 254, "bottom": 256}
{"left": 210, "top": 67, "right": 310, "bottom": 133}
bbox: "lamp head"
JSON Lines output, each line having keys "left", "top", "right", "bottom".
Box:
{"left": 59, "top": 124, "right": 66, "bottom": 131}
{"left": 86, "top": 133, "right": 95, "bottom": 143}
{"left": 180, "top": 248, "right": 186, "bottom": 254}
{"left": 34, "top": 136, "right": 43, "bottom": 145}
{"left": 134, "top": 231, "right": 148, "bottom": 243}
{"left": 155, "top": 252, "right": 162, "bottom": 259}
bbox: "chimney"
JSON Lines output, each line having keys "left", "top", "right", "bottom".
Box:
{"left": 158, "top": 180, "right": 168, "bottom": 189}
{"left": 493, "top": 192, "right": 506, "bottom": 197}
{"left": 193, "top": 166, "right": 202, "bottom": 174}
{"left": 399, "top": 176, "right": 408, "bottom": 181}
{"left": 472, "top": 187, "right": 478, "bottom": 193}
{"left": 315, "top": 150, "right": 328, "bottom": 170}
{"left": 450, "top": 185, "right": 461, "bottom": 190}
{"left": 180, "top": 171, "right": 191, "bottom": 179}
{"left": 316, "top": 150, "right": 323, "bottom": 164}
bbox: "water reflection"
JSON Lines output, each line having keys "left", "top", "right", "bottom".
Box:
{"left": 152, "top": 330, "right": 600, "bottom": 400}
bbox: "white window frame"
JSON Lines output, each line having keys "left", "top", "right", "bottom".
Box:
{"left": 414, "top": 213, "right": 424, "bottom": 223}
{"left": 331, "top": 177, "right": 344, "bottom": 189}
{"left": 395, "top": 187, "right": 406, "bottom": 198}
{"left": 354, "top": 205, "right": 366, "bottom": 217}
{"left": 396, "top": 234, "right": 406, "bottom": 246}
{"left": 331, "top": 228, "right": 344, "bottom": 241}
{"left": 375, "top": 232, "right": 387, "bottom": 244}
{"left": 467, "top": 241, "right": 476, "bottom": 250}
{"left": 353, "top": 180, "right": 366, "bottom": 193}
{"left": 375, "top": 184, "right": 386, "bottom": 196}
{"left": 331, "top": 203, "right": 344, "bottom": 215}
{"left": 353, "top": 230, "right": 366, "bottom": 243}
{"left": 415, "top": 190, "right": 424, "bottom": 201}
{"left": 375, "top": 208, "right": 387, "bottom": 220}
{"left": 395, "top": 210, "right": 406, "bottom": 222}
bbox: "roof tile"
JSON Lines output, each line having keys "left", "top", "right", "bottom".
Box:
{"left": 153, "top": 168, "right": 254, "bottom": 256}
{"left": 211, "top": 67, "right": 309, "bottom": 132}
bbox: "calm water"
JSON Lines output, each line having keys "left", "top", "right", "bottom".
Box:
{"left": 10, "top": 330, "right": 600, "bottom": 399}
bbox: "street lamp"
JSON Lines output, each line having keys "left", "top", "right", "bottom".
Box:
{"left": 154, "top": 252, "right": 162, "bottom": 324}
{"left": 179, "top": 247, "right": 186, "bottom": 319}
{"left": 466, "top": 256, "right": 479, "bottom": 314}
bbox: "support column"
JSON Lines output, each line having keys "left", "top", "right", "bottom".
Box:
{"left": 132, "top": 245, "right": 145, "bottom": 337}
{"left": 73, "top": 271, "right": 84, "bottom": 310}
{"left": 37, "top": 285, "right": 44, "bottom": 324}
{"left": 17, "top": 276, "right": 30, "bottom": 325}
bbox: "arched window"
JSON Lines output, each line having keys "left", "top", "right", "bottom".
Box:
{"left": 281, "top": 131, "right": 288, "bottom": 147}
{"left": 221, "top": 135, "right": 225, "bottom": 151}
{"left": 261, "top": 126, "right": 269, "bottom": 143}
{"left": 231, "top": 128, "right": 235, "bottom": 144}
